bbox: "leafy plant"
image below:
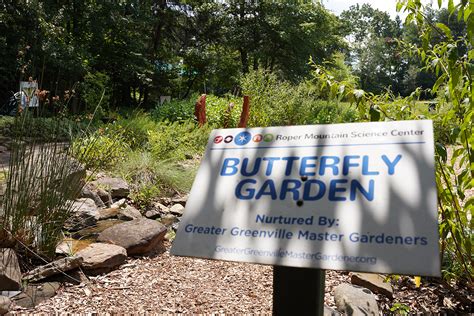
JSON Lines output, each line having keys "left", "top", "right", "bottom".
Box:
{"left": 71, "top": 127, "right": 130, "bottom": 170}
{"left": 390, "top": 302, "right": 411, "bottom": 315}
{"left": 241, "top": 69, "right": 358, "bottom": 127}
{"left": 152, "top": 97, "right": 196, "bottom": 123}
{"left": 110, "top": 111, "right": 160, "bottom": 149}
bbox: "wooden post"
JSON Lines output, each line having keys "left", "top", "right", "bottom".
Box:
{"left": 238, "top": 95, "right": 250, "bottom": 128}
{"left": 273, "top": 266, "right": 325, "bottom": 316}
{"left": 194, "top": 94, "right": 207, "bottom": 126}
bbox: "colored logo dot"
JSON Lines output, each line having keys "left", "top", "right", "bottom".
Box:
{"left": 214, "top": 136, "right": 223, "bottom": 144}
{"left": 224, "top": 135, "right": 234, "bottom": 143}
{"left": 235, "top": 131, "right": 252, "bottom": 146}
{"left": 263, "top": 134, "right": 274, "bottom": 142}
{"left": 253, "top": 134, "right": 263, "bottom": 142}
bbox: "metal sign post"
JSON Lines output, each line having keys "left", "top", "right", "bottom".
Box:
{"left": 273, "top": 267, "right": 325, "bottom": 316}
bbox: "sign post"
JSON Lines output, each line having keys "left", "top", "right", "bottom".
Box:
{"left": 273, "top": 266, "right": 325, "bottom": 315}
{"left": 171, "top": 120, "right": 440, "bottom": 311}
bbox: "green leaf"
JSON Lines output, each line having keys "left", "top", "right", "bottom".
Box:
{"left": 436, "top": 142, "right": 448, "bottom": 162}
{"left": 436, "top": 23, "right": 453, "bottom": 39}
{"left": 448, "top": 0, "right": 455, "bottom": 14}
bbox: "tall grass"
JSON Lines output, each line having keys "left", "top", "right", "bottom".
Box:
{"left": 0, "top": 112, "right": 86, "bottom": 259}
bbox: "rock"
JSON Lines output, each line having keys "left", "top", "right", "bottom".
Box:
{"left": 76, "top": 243, "right": 127, "bottom": 275}
{"left": 0, "top": 295, "right": 11, "bottom": 315}
{"left": 23, "top": 256, "right": 83, "bottom": 283}
{"left": 12, "top": 282, "right": 60, "bottom": 308}
{"left": 80, "top": 183, "right": 105, "bottom": 208}
{"left": 171, "top": 195, "right": 188, "bottom": 206}
{"left": 117, "top": 205, "right": 142, "bottom": 221}
{"left": 55, "top": 238, "right": 92, "bottom": 256}
{"left": 97, "top": 188, "right": 113, "bottom": 207}
{"left": 153, "top": 202, "right": 170, "bottom": 214}
{"left": 63, "top": 198, "right": 99, "bottom": 231}
{"left": 92, "top": 177, "right": 130, "bottom": 198}
{"left": 160, "top": 214, "right": 179, "bottom": 227}
{"left": 169, "top": 204, "right": 185, "bottom": 216}
{"left": 62, "top": 156, "right": 86, "bottom": 187}
{"left": 334, "top": 283, "right": 379, "bottom": 316}
{"left": 0, "top": 146, "right": 7, "bottom": 153}
{"left": 97, "top": 218, "right": 167, "bottom": 255}
{"left": 71, "top": 219, "right": 124, "bottom": 240}
{"left": 144, "top": 209, "right": 160, "bottom": 219}
{"left": 351, "top": 272, "right": 393, "bottom": 299}
{"left": 44, "top": 269, "right": 89, "bottom": 286}
{"left": 96, "top": 207, "right": 120, "bottom": 220}
{"left": 111, "top": 198, "right": 127, "bottom": 208}
{"left": 0, "top": 249, "right": 21, "bottom": 291}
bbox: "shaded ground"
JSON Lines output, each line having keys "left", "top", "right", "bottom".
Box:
{"left": 11, "top": 242, "right": 472, "bottom": 314}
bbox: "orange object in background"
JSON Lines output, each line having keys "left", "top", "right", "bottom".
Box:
{"left": 238, "top": 95, "right": 250, "bottom": 128}
{"left": 194, "top": 94, "right": 207, "bottom": 126}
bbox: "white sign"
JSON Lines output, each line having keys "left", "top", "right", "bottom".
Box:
{"left": 171, "top": 120, "right": 440, "bottom": 276}
{"left": 20, "top": 81, "right": 39, "bottom": 108}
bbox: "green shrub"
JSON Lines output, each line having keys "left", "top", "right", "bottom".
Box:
{"left": 241, "top": 70, "right": 358, "bottom": 127}
{"left": 206, "top": 94, "right": 243, "bottom": 127}
{"left": 148, "top": 120, "right": 210, "bottom": 161}
{"left": 109, "top": 112, "right": 159, "bottom": 149}
{"left": 152, "top": 96, "right": 196, "bottom": 122}
{"left": 72, "top": 128, "right": 130, "bottom": 170}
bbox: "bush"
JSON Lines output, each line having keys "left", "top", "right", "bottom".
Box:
{"left": 148, "top": 120, "right": 210, "bottom": 161}
{"left": 152, "top": 97, "right": 196, "bottom": 122}
{"left": 71, "top": 128, "right": 130, "bottom": 170}
{"left": 206, "top": 94, "right": 243, "bottom": 127}
{"left": 241, "top": 70, "right": 358, "bottom": 127}
{"left": 109, "top": 112, "right": 160, "bottom": 149}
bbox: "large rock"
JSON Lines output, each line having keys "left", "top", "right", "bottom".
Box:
{"left": 97, "top": 218, "right": 166, "bottom": 255}
{"left": 12, "top": 282, "right": 60, "bottom": 308}
{"left": 63, "top": 198, "right": 99, "bottom": 231}
{"left": 23, "top": 256, "right": 83, "bottom": 283}
{"left": 117, "top": 205, "right": 142, "bottom": 221}
{"left": 334, "top": 283, "right": 379, "bottom": 316}
{"left": 92, "top": 177, "right": 130, "bottom": 198}
{"left": 351, "top": 272, "right": 393, "bottom": 299}
{"left": 0, "top": 295, "right": 11, "bottom": 315}
{"left": 76, "top": 243, "right": 127, "bottom": 275}
{"left": 0, "top": 249, "right": 21, "bottom": 291}
{"left": 56, "top": 239, "right": 93, "bottom": 256}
